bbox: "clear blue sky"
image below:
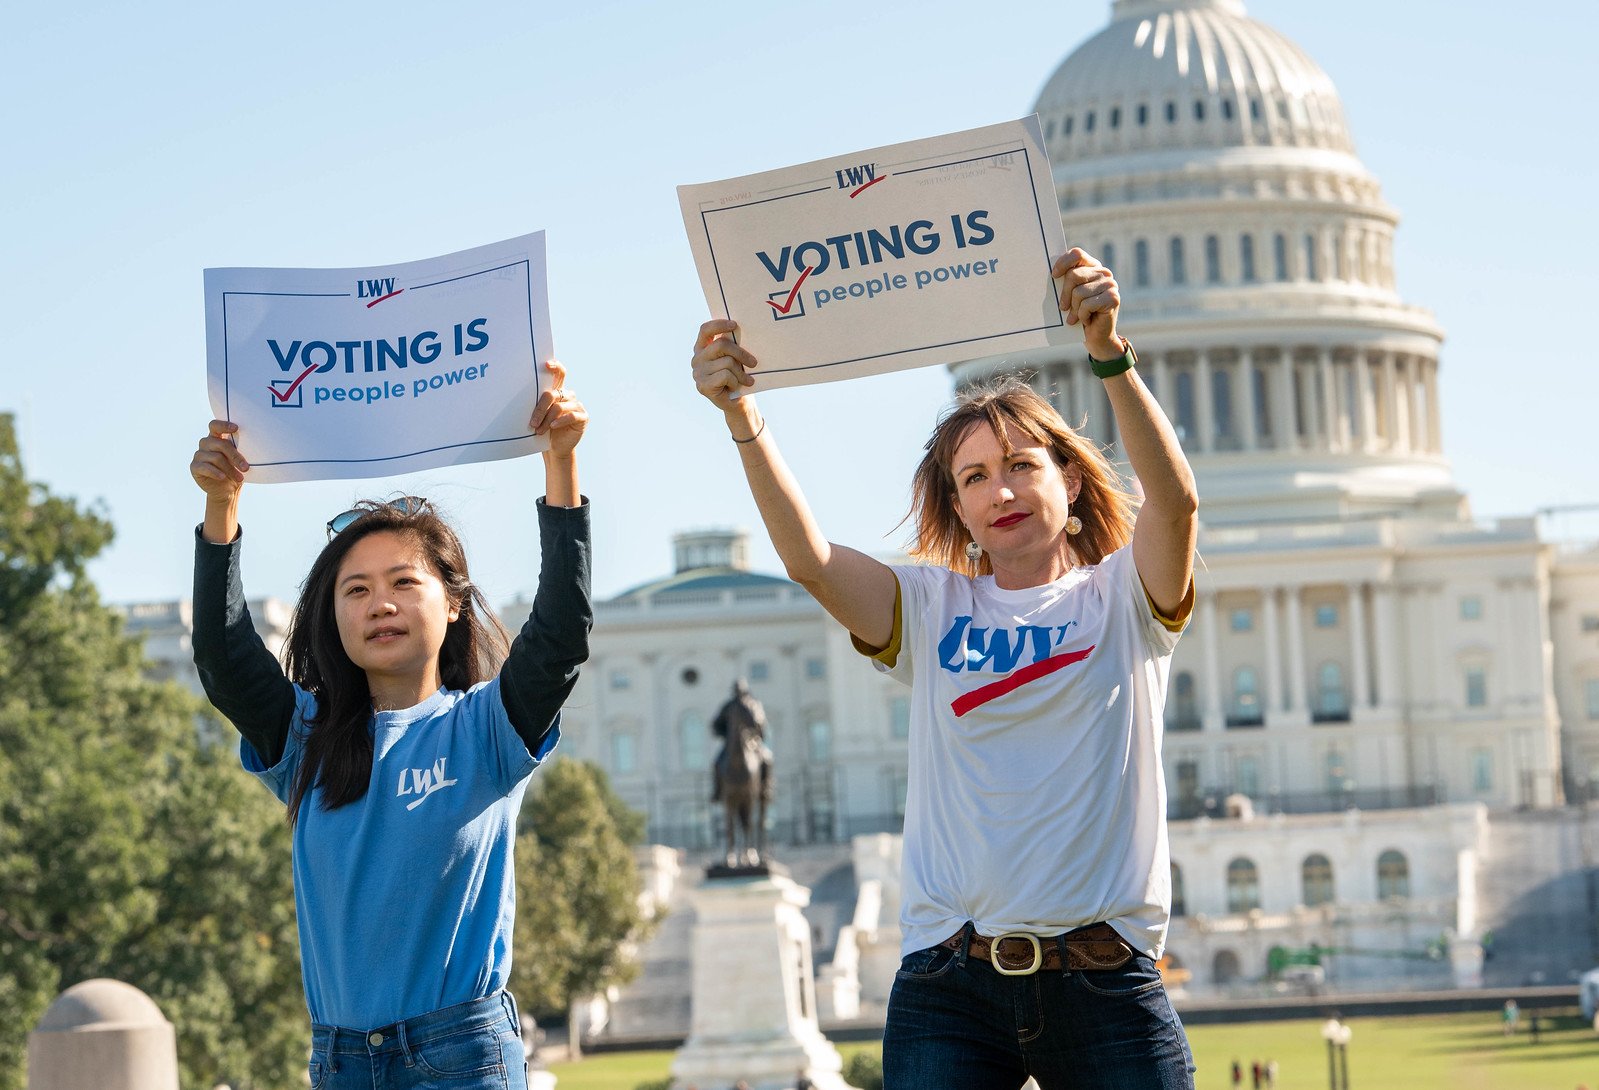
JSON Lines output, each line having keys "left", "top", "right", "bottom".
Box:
{"left": 4, "top": 1, "right": 1594, "bottom": 609}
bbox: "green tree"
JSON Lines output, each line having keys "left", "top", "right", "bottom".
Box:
{"left": 0, "top": 416, "right": 304, "bottom": 1089}
{"left": 510, "top": 758, "right": 655, "bottom": 1058}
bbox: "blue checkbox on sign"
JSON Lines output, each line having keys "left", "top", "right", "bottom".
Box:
{"left": 768, "top": 286, "right": 806, "bottom": 321}
{"left": 269, "top": 377, "right": 306, "bottom": 408}
{"left": 766, "top": 266, "right": 813, "bottom": 321}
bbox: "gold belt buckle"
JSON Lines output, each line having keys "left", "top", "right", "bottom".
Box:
{"left": 991, "top": 932, "right": 1043, "bottom": 976}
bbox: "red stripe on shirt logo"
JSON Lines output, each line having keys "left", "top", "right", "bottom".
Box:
{"left": 950, "top": 645, "right": 1096, "bottom": 718}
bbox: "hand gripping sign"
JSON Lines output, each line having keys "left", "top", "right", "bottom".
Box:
{"left": 203, "top": 233, "right": 554, "bottom": 483}
{"left": 678, "top": 117, "right": 1071, "bottom": 393}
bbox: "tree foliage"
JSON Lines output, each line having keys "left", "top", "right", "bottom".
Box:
{"left": 510, "top": 758, "right": 654, "bottom": 1051}
{"left": 0, "top": 415, "right": 303, "bottom": 1090}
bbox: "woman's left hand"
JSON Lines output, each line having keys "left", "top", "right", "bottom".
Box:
{"left": 1053, "top": 248, "right": 1123, "bottom": 359}
{"left": 531, "top": 359, "right": 587, "bottom": 456}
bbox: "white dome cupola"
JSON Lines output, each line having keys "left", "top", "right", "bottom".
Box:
{"left": 956, "top": 0, "right": 1460, "bottom": 526}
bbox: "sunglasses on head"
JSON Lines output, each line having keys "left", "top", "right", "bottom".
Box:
{"left": 325, "top": 496, "right": 428, "bottom": 540}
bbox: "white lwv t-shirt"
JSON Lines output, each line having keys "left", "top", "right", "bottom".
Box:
{"left": 863, "top": 545, "right": 1183, "bottom": 959}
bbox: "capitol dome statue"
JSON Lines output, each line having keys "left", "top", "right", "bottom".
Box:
{"left": 959, "top": 0, "right": 1459, "bottom": 526}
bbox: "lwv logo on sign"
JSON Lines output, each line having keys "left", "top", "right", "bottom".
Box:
{"left": 834, "top": 163, "right": 884, "bottom": 197}
{"left": 397, "top": 757, "right": 458, "bottom": 811}
{"left": 357, "top": 277, "right": 404, "bottom": 306}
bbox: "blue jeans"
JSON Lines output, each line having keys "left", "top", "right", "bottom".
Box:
{"left": 309, "top": 992, "right": 527, "bottom": 1090}
{"left": 883, "top": 931, "right": 1195, "bottom": 1090}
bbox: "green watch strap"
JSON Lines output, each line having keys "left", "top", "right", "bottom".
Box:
{"left": 1089, "top": 339, "right": 1137, "bottom": 380}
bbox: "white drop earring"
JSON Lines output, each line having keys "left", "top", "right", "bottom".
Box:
{"left": 965, "top": 540, "right": 983, "bottom": 562}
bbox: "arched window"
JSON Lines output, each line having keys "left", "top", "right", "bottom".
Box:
{"left": 1227, "top": 858, "right": 1260, "bottom": 913}
{"left": 1174, "top": 370, "right": 1196, "bottom": 448}
{"left": 1212, "top": 364, "right": 1235, "bottom": 446}
{"left": 1170, "top": 670, "right": 1200, "bottom": 731}
{"left": 1303, "top": 232, "right": 1319, "bottom": 280}
{"left": 1324, "top": 748, "right": 1349, "bottom": 792}
{"left": 1376, "top": 850, "right": 1410, "bottom": 900}
{"left": 1102, "top": 242, "right": 1117, "bottom": 277}
{"left": 1237, "top": 755, "right": 1261, "bottom": 798}
{"left": 1465, "top": 664, "right": 1488, "bottom": 708}
{"left": 1171, "top": 862, "right": 1187, "bottom": 916}
{"left": 1109, "top": 106, "right": 1121, "bottom": 129}
{"left": 1165, "top": 100, "right": 1177, "bottom": 123}
{"left": 611, "top": 731, "right": 637, "bottom": 775}
{"left": 1134, "top": 239, "right": 1151, "bottom": 287}
{"left": 1085, "top": 110, "right": 1096, "bottom": 133}
{"left": 1316, "top": 662, "right": 1349, "bottom": 720}
{"left": 1302, "top": 853, "right": 1335, "bottom": 906}
{"left": 1137, "top": 103, "right": 1149, "bottom": 126}
{"left": 1170, "top": 237, "right": 1187, "bottom": 285}
{"left": 680, "top": 710, "right": 708, "bottom": 771}
{"left": 1194, "top": 99, "right": 1207, "bottom": 122}
{"left": 1472, "top": 748, "right": 1494, "bottom": 793}
{"left": 1204, "top": 234, "right": 1222, "bottom": 283}
{"left": 1240, "top": 234, "right": 1257, "bottom": 282}
{"left": 1232, "top": 666, "right": 1261, "bottom": 725}
{"left": 1222, "top": 97, "right": 1235, "bottom": 121}
{"left": 1253, "top": 365, "right": 1272, "bottom": 443}
{"left": 1213, "top": 949, "right": 1242, "bottom": 984}
{"left": 889, "top": 695, "right": 910, "bottom": 739}
{"left": 808, "top": 718, "right": 832, "bottom": 762}
{"left": 1273, "top": 233, "right": 1289, "bottom": 281}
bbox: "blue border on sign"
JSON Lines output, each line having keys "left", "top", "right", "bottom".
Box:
{"left": 221, "top": 259, "right": 537, "bottom": 469}
{"left": 696, "top": 145, "right": 1065, "bottom": 376}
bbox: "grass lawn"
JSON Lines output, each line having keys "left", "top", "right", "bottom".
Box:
{"left": 548, "top": 1012, "right": 1599, "bottom": 1090}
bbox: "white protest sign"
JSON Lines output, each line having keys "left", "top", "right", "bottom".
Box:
{"left": 204, "top": 233, "right": 553, "bottom": 484}
{"left": 678, "top": 117, "right": 1071, "bottom": 392}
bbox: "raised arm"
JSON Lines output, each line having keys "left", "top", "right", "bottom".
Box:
{"left": 1055, "top": 250, "right": 1198, "bottom": 618}
{"left": 188, "top": 420, "right": 297, "bottom": 765}
{"left": 691, "top": 320, "right": 897, "bottom": 650}
{"left": 497, "top": 362, "right": 593, "bottom": 752}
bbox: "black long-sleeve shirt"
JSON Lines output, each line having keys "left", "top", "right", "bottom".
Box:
{"left": 192, "top": 499, "right": 593, "bottom": 766}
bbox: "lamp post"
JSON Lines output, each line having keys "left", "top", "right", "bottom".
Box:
{"left": 1336, "top": 1023, "right": 1353, "bottom": 1089}
{"left": 1320, "top": 1019, "right": 1354, "bottom": 1089}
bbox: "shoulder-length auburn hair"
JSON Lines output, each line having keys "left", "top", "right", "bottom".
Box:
{"left": 281, "top": 500, "right": 509, "bottom": 825}
{"left": 906, "top": 376, "right": 1137, "bottom": 576}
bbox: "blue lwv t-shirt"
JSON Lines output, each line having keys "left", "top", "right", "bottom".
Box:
{"left": 244, "top": 682, "right": 556, "bottom": 1029}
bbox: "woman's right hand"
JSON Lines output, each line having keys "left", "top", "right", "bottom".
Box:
{"left": 190, "top": 420, "right": 249, "bottom": 502}
{"left": 692, "top": 319, "right": 760, "bottom": 421}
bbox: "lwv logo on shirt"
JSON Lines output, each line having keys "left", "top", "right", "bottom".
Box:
{"left": 396, "top": 757, "right": 458, "bottom": 811}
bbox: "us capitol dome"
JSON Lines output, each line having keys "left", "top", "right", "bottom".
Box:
{"left": 958, "top": 0, "right": 1458, "bottom": 526}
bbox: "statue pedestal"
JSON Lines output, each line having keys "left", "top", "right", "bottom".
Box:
{"left": 671, "top": 872, "right": 853, "bottom": 1090}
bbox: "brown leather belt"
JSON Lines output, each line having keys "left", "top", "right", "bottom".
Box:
{"left": 940, "top": 922, "right": 1134, "bottom": 975}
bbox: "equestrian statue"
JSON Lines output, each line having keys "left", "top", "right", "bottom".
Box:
{"left": 711, "top": 679, "right": 774, "bottom": 868}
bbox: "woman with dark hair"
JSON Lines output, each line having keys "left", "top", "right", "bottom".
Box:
{"left": 691, "top": 249, "right": 1199, "bottom": 1089}
{"left": 188, "top": 363, "right": 590, "bottom": 1090}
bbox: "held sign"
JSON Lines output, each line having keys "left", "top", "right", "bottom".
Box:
{"left": 678, "top": 117, "right": 1072, "bottom": 392}
{"left": 203, "top": 232, "right": 553, "bottom": 484}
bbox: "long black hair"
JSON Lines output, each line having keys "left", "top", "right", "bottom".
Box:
{"left": 281, "top": 500, "right": 509, "bottom": 825}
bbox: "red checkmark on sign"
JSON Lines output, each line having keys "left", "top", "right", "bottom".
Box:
{"left": 269, "top": 364, "right": 319, "bottom": 403}
{"left": 766, "top": 266, "right": 814, "bottom": 315}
